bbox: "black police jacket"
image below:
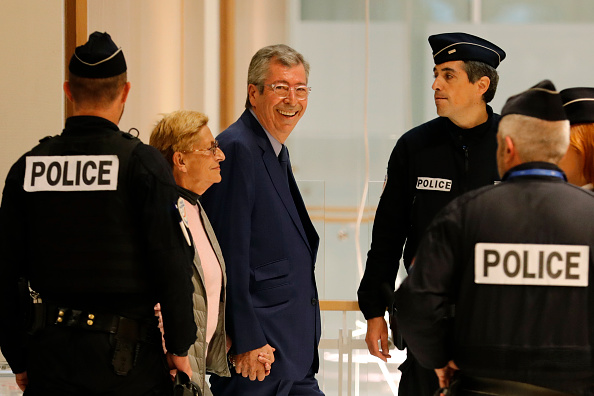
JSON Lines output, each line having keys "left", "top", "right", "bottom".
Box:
{"left": 358, "top": 106, "right": 500, "bottom": 319}
{"left": 0, "top": 116, "right": 197, "bottom": 372}
{"left": 395, "top": 162, "right": 594, "bottom": 393}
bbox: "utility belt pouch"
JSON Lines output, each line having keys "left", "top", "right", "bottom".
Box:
{"left": 381, "top": 283, "right": 405, "bottom": 350}
{"left": 27, "top": 302, "right": 47, "bottom": 335}
{"left": 387, "top": 295, "right": 405, "bottom": 350}
{"left": 18, "top": 277, "right": 46, "bottom": 335}
{"left": 112, "top": 317, "right": 140, "bottom": 376}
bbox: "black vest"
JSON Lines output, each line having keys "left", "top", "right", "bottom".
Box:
{"left": 24, "top": 129, "right": 150, "bottom": 296}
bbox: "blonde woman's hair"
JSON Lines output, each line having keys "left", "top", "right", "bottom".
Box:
{"left": 150, "top": 110, "right": 209, "bottom": 168}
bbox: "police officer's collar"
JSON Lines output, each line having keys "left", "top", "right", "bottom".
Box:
{"left": 447, "top": 105, "right": 494, "bottom": 144}
{"left": 63, "top": 116, "right": 120, "bottom": 136}
{"left": 502, "top": 162, "right": 567, "bottom": 182}
{"left": 177, "top": 185, "right": 200, "bottom": 204}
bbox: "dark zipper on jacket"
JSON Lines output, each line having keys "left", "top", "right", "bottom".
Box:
{"left": 463, "top": 145, "right": 469, "bottom": 192}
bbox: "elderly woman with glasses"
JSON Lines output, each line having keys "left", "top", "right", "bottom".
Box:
{"left": 150, "top": 110, "right": 270, "bottom": 395}
{"left": 150, "top": 110, "right": 228, "bottom": 395}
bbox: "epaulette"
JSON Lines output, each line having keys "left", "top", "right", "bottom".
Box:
{"left": 123, "top": 128, "right": 140, "bottom": 140}
{"left": 38, "top": 135, "right": 57, "bottom": 143}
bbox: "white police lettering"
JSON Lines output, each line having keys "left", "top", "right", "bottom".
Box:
{"left": 24, "top": 155, "right": 119, "bottom": 192}
{"left": 475, "top": 243, "right": 589, "bottom": 287}
{"left": 416, "top": 177, "right": 452, "bottom": 192}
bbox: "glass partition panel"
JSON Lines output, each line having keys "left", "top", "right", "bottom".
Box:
{"left": 483, "top": 0, "right": 594, "bottom": 23}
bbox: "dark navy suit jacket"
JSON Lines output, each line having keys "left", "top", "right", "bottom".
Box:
{"left": 201, "top": 110, "right": 321, "bottom": 381}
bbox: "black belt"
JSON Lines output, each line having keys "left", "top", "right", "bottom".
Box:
{"left": 454, "top": 375, "right": 574, "bottom": 396}
{"left": 39, "top": 304, "right": 161, "bottom": 375}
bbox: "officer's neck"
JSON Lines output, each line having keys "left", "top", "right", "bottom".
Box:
{"left": 71, "top": 101, "right": 124, "bottom": 126}
{"left": 448, "top": 104, "right": 489, "bottom": 130}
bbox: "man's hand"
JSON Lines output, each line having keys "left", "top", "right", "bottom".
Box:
{"left": 166, "top": 353, "right": 193, "bottom": 381}
{"left": 257, "top": 351, "right": 273, "bottom": 376}
{"left": 15, "top": 371, "right": 27, "bottom": 391}
{"left": 365, "top": 316, "right": 391, "bottom": 361}
{"left": 230, "top": 344, "right": 275, "bottom": 381}
{"left": 435, "top": 360, "right": 459, "bottom": 390}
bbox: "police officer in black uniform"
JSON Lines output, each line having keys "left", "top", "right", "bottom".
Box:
{"left": 395, "top": 80, "right": 594, "bottom": 396}
{"left": 0, "top": 32, "right": 197, "bottom": 395}
{"left": 357, "top": 32, "right": 506, "bottom": 396}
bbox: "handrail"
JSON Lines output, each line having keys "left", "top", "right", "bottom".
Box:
{"left": 318, "top": 300, "right": 364, "bottom": 396}
{"left": 319, "top": 300, "right": 359, "bottom": 311}
{"left": 317, "top": 300, "right": 399, "bottom": 396}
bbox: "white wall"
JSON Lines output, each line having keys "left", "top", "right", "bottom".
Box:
{"left": 87, "top": 0, "right": 220, "bottom": 138}
{"left": 0, "top": 1, "right": 64, "bottom": 193}
{"left": 232, "top": 0, "right": 288, "bottom": 121}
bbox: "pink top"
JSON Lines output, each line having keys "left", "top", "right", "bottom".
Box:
{"left": 184, "top": 199, "right": 222, "bottom": 345}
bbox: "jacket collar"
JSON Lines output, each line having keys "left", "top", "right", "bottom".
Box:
{"left": 63, "top": 116, "right": 120, "bottom": 136}
{"left": 177, "top": 185, "right": 201, "bottom": 204}
{"left": 502, "top": 162, "right": 567, "bottom": 182}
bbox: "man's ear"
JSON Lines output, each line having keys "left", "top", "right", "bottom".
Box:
{"left": 121, "top": 82, "right": 131, "bottom": 104}
{"left": 504, "top": 135, "right": 515, "bottom": 156}
{"left": 63, "top": 81, "right": 74, "bottom": 103}
{"left": 248, "top": 84, "right": 258, "bottom": 108}
{"left": 476, "top": 76, "right": 490, "bottom": 97}
{"left": 503, "top": 135, "right": 521, "bottom": 168}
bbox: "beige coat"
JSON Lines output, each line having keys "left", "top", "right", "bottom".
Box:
{"left": 188, "top": 200, "right": 230, "bottom": 395}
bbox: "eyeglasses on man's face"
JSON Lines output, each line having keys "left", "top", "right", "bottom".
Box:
{"left": 264, "top": 83, "right": 311, "bottom": 100}
{"left": 182, "top": 140, "right": 220, "bottom": 156}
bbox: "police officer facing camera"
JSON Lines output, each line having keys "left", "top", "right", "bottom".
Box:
{"left": 0, "top": 32, "right": 197, "bottom": 395}
{"left": 358, "top": 32, "right": 506, "bottom": 396}
{"left": 395, "top": 80, "right": 594, "bottom": 395}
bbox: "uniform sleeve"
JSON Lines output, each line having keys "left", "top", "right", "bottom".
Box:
{"left": 201, "top": 139, "right": 268, "bottom": 355}
{"left": 0, "top": 157, "right": 29, "bottom": 373}
{"left": 357, "top": 137, "right": 413, "bottom": 319}
{"left": 393, "top": 201, "right": 462, "bottom": 369}
{"left": 130, "top": 144, "right": 197, "bottom": 355}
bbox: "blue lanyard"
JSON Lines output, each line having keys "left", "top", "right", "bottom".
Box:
{"left": 506, "top": 169, "right": 566, "bottom": 180}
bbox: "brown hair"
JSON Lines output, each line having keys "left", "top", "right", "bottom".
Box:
{"left": 463, "top": 61, "right": 499, "bottom": 104}
{"left": 68, "top": 72, "right": 127, "bottom": 108}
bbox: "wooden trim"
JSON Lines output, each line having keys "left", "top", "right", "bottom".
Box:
{"left": 319, "top": 300, "right": 360, "bottom": 312}
{"left": 219, "top": 0, "right": 235, "bottom": 132}
{"left": 64, "top": 0, "right": 87, "bottom": 120}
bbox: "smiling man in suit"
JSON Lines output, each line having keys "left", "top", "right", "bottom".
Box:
{"left": 200, "top": 44, "right": 323, "bottom": 396}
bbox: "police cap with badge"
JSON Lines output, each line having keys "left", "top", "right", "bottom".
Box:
{"left": 69, "top": 31, "right": 127, "bottom": 78}
{"left": 429, "top": 32, "right": 506, "bottom": 68}
{"left": 560, "top": 87, "right": 594, "bottom": 125}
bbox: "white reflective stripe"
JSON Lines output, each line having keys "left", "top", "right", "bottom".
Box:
{"left": 475, "top": 243, "right": 589, "bottom": 287}
{"left": 24, "top": 155, "right": 119, "bottom": 192}
{"left": 416, "top": 177, "right": 452, "bottom": 192}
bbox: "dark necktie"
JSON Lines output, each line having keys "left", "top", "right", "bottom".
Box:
{"left": 278, "top": 144, "right": 290, "bottom": 184}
